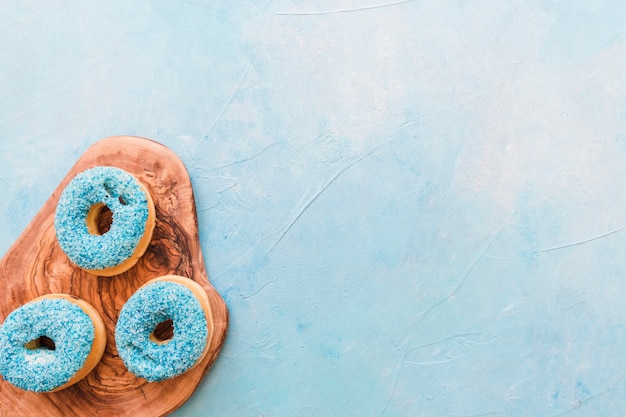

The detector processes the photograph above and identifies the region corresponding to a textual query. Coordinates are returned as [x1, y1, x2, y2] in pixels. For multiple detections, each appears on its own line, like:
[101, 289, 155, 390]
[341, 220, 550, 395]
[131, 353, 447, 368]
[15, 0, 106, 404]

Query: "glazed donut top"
[0, 297, 96, 392]
[115, 279, 209, 382]
[54, 166, 151, 271]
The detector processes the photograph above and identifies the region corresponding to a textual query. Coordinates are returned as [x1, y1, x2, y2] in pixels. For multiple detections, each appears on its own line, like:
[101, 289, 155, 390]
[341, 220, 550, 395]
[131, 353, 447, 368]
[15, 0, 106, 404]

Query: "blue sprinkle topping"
[115, 281, 209, 382]
[0, 298, 95, 392]
[54, 166, 150, 270]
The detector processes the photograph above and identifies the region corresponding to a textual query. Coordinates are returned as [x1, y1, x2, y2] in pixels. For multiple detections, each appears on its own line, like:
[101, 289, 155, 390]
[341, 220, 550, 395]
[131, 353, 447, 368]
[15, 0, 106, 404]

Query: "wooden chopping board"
[0, 136, 228, 416]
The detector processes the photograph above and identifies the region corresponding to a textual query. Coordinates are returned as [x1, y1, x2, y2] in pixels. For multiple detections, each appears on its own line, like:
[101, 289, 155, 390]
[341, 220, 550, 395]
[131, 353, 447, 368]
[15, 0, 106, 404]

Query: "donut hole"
[150, 319, 174, 344]
[24, 335, 56, 351]
[86, 202, 113, 235]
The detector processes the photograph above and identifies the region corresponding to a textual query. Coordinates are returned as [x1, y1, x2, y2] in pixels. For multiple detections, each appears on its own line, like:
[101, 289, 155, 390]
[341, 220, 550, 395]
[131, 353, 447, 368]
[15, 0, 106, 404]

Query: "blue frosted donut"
[115, 276, 212, 382]
[54, 166, 155, 276]
[0, 295, 106, 392]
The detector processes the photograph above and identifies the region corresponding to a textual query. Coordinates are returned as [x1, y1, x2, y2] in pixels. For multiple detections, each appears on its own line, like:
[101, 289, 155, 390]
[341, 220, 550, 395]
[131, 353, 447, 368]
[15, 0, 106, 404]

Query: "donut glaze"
[54, 166, 155, 276]
[115, 276, 213, 382]
[0, 295, 106, 392]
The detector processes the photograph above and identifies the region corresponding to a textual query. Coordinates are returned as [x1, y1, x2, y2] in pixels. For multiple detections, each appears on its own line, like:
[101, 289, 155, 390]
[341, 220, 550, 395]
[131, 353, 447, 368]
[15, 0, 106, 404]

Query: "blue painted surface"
[2, 1, 626, 415]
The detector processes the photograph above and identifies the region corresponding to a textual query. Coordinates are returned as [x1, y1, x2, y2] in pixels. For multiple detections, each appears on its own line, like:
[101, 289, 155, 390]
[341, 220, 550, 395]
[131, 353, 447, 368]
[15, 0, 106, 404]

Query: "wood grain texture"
[0, 136, 228, 417]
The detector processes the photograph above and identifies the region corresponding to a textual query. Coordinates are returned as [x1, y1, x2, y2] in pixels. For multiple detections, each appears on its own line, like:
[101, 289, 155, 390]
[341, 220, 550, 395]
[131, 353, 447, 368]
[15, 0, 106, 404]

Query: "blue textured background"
[2, 1, 626, 416]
